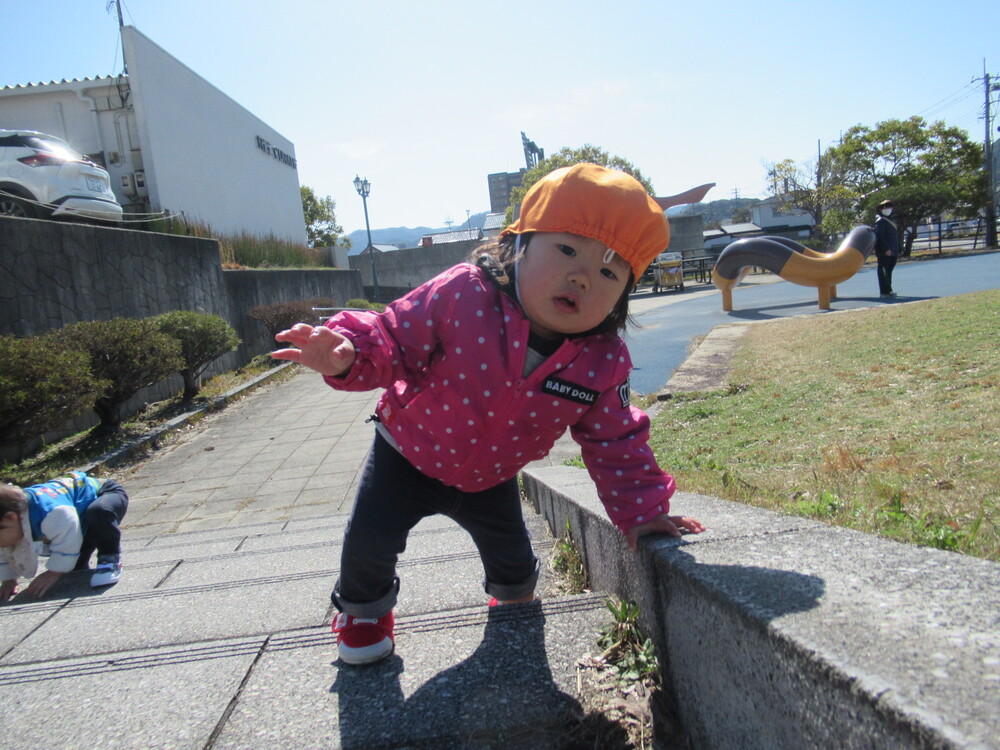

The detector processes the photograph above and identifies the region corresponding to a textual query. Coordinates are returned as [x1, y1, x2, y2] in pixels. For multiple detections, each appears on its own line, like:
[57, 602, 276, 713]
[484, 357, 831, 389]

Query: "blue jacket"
[25, 471, 103, 539]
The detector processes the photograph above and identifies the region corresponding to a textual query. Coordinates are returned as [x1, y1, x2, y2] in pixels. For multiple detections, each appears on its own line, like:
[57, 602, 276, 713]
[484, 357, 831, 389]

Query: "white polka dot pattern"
[321, 263, 676, 533]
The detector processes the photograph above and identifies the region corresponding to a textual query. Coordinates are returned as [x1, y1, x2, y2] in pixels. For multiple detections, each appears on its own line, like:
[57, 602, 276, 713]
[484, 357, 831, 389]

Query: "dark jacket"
[874, 215, 901, 257]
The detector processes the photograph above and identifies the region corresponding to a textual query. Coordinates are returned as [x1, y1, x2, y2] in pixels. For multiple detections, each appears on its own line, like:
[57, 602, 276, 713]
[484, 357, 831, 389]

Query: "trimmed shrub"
[344, 298, 386, 313]
[50, 318, 183, 433]
[153, 311, 241, 401]
[0, 335, 107, 450]
[248, 297, 338, 338]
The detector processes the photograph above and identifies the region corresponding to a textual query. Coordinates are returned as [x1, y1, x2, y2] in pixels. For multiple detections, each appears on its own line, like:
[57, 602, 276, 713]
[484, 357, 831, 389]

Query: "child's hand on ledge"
[625, 514, 706, 552]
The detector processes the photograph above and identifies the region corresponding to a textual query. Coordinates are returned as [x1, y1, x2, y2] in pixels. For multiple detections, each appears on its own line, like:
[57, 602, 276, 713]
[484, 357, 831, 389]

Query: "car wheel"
[0, 191, 39, 219]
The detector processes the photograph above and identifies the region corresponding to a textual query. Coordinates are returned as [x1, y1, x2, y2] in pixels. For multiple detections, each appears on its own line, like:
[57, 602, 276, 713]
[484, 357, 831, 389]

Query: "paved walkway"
[0, 370, 613, 749]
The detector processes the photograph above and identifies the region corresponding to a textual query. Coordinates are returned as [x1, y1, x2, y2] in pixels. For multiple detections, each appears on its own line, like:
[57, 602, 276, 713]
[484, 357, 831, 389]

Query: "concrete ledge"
[522, 465, 1000, 749]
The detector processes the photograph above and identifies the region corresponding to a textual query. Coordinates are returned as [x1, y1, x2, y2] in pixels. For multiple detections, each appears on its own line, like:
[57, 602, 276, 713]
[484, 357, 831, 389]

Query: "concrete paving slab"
[0, 563, 175, 660]
[0, 606, 58, 657]
[126, 521, 285, 550]
[4, 572, 333, 663]
[211, 596, 611, 750]
[283, 501, 355, 520]
[0, 635, 265, 750]
[4, 561, 175, 609]
[157, 542, 340, 590]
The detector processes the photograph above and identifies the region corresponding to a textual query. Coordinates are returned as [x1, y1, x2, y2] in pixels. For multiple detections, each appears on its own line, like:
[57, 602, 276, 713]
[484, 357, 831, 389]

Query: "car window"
[23, 135, 84, 161]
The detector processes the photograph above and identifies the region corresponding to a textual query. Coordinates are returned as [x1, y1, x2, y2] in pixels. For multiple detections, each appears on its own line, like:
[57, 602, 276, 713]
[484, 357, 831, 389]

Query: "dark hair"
[0, 484, 27, 517]
[472, 233, 634, 337]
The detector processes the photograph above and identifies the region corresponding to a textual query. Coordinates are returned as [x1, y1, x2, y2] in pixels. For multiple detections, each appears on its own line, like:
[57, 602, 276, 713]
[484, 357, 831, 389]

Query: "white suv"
[0, 129, 123, 222]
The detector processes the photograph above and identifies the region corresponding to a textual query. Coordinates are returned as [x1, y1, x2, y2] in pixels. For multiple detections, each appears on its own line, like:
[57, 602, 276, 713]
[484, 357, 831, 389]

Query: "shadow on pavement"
[330, 601, 628, 747]
[722, 294, 939, 320]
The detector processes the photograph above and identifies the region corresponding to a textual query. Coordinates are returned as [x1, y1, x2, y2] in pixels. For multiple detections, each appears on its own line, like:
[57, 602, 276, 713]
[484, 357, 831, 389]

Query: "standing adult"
[873, 199, 900, 297]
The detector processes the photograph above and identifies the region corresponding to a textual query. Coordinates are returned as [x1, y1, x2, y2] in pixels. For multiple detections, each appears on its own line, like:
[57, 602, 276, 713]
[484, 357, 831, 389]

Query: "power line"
[916, 81, 979, 120]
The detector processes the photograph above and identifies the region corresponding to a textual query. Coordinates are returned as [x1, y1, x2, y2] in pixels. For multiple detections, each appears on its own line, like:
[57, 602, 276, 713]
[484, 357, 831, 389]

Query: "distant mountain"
[347, 211, 490, 251]
[344, 199, 760, 251]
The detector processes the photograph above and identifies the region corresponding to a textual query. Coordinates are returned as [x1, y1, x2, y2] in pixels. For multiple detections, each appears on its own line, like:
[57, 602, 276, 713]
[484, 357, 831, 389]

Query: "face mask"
[881, 208, 893, 217]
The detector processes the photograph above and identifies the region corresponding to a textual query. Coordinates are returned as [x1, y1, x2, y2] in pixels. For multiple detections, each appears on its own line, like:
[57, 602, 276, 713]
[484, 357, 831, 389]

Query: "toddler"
[1, 471, 128, 601]
[273, 163, 705, 665]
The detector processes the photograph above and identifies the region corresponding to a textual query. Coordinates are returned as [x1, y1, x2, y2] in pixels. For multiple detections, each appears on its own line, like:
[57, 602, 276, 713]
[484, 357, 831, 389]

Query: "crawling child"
[1, 471, 128, 601]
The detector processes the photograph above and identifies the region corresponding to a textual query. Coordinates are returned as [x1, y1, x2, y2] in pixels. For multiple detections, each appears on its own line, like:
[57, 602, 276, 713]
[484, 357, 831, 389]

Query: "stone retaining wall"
[0, 216, 363, 453]
[522, 466, 1000, 749]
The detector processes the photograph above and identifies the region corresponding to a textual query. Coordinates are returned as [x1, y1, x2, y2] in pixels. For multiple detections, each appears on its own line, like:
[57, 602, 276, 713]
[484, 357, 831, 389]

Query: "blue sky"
[2, 0, 996, 235]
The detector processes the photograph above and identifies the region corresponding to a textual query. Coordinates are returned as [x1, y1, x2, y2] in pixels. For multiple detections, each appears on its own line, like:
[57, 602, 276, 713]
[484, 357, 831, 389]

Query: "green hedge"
[49, 318, 183, 433]
[152, 311, 240, 401]
[0, 335, 106, 451]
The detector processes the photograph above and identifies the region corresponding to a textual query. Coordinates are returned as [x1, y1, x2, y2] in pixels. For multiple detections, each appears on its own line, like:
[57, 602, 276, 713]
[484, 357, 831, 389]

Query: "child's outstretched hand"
[624, 513, 706, 552]
[272, 323, 356, 377]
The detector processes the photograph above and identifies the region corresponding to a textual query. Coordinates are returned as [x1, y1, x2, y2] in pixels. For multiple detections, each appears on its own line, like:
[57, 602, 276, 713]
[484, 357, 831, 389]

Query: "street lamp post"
[353, 175, 380, 303]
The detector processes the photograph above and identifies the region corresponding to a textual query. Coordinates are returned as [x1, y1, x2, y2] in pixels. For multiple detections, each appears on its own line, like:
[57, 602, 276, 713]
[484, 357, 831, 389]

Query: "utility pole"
[108, 0, 128, 74]
[815, 139, 823, 230]
[982, 64, 998, 248]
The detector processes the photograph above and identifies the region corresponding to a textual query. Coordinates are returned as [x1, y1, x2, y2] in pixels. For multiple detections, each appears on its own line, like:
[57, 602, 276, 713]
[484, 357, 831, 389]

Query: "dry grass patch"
[650, 289, 999, 561]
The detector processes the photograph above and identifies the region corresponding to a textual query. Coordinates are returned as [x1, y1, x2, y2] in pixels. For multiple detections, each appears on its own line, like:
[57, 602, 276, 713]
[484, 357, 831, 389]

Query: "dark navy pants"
[332, 432, 539, 618]
[877, 253, 897, 294]
[74, 480, 129, 569]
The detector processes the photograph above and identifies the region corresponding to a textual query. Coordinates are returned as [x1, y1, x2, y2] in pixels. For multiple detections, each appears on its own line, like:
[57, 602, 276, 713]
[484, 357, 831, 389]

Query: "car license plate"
[86, 176, 102, 192]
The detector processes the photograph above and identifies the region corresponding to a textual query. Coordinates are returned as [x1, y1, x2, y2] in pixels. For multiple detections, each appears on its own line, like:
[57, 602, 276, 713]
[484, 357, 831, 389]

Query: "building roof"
[421, 228, 483, 244]
[718, 223, 762, 235]
[0, 75, 122, 94]
[348, 243, 399, 257]
[482, 213, 507, 231]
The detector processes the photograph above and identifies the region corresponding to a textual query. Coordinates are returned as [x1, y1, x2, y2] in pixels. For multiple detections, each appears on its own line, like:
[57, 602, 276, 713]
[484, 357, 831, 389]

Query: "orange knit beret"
[501, 163, 670, 280]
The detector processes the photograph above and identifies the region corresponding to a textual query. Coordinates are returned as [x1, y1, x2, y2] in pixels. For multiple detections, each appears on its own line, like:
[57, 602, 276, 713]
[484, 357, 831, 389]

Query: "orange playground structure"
[711, 226, 877, 311]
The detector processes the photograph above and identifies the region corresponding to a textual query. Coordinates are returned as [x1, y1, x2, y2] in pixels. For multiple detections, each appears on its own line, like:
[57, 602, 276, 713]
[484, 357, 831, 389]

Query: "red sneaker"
[332, 611, 395, 665]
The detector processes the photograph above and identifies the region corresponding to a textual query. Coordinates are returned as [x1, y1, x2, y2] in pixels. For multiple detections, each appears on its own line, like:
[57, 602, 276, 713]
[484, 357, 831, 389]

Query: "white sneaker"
[91, 554, 123, 587]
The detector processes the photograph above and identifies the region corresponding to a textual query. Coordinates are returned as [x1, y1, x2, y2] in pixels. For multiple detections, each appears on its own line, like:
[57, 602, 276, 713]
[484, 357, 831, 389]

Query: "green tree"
[504, 145, 655, 224]
[764, 157, 855, 236]
[770, 117, 986, 253]
[301, 185, 349, 249]
[826, 117, 986, 253]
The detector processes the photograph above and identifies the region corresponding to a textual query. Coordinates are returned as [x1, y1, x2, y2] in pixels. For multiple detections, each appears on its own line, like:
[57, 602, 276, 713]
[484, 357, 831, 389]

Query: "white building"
[751, 196, 815, 235]
[0, 26, 306, 244]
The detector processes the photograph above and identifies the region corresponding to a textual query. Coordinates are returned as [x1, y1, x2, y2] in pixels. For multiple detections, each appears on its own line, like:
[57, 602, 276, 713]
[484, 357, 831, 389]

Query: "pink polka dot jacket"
[323, 263, 676, 534]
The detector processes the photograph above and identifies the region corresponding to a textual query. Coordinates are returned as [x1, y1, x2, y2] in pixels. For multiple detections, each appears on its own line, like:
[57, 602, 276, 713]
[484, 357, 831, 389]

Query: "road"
[624, 251, 1000, 395]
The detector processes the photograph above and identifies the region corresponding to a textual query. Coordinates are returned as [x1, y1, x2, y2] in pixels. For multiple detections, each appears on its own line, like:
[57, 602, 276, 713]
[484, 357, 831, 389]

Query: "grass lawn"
[649, 288, 999, 561]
